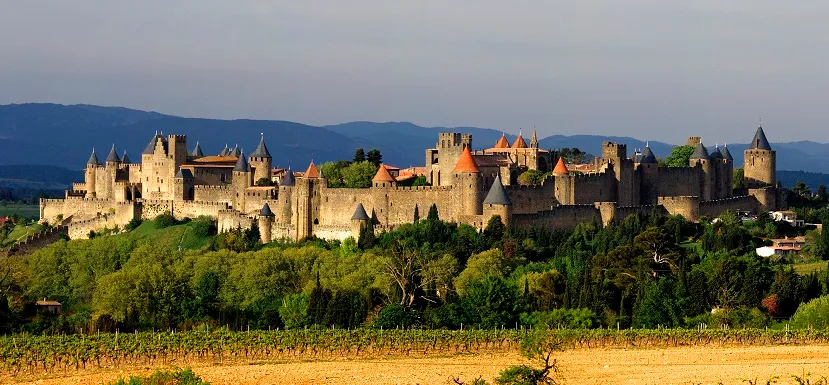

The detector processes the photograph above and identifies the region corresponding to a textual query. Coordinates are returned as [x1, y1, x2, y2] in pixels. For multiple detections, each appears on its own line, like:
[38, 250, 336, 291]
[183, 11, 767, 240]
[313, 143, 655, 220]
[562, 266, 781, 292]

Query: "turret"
[173, 168, 194, 201]
[167, 134, 188, 166]
[512, 131, 528, 148]
[105, 144, 121, 168]
[191, 141, 204, 158]
[483, 175, 512, 227]
[232, 150, 252, 211]
[350, 203, 371, 240]
[689, 142, 713, 201]
[249, 133, 273, 184]
[744, 123, 776, 188]
[85, 148, 101, 198]
[452, 146, 482, 217]
[277, 167, 295, 224]
[635, 144, 659, 205]
[219, 144, 230, 156]
[258, 203, 275, 244]
[372, 164, 397, 188]
[494, 134, 510, 149]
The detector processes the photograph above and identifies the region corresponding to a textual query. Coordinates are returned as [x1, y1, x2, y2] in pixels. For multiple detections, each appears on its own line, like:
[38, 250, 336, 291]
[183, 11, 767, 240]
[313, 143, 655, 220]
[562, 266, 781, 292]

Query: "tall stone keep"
[744, 124, 776, 188]
[249, 134, 272, 184]
[232, 150, 253, 212]
[689, 142, 713, 201]
[84, 148, 101, 198]
[435, 133, 472, 186]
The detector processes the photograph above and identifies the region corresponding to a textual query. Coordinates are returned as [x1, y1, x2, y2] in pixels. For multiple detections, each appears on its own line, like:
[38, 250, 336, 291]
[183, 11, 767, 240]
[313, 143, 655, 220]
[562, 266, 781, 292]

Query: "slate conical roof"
[452, 146, 480, 173]
[721, 144, 734, 161]
[483, 175, 512, 205]
[372, 164, 396, 183]
[259, 203, 274, 217]
[304, 162, 320, 178]
[494, 134, 510, 149]
[351, 203, 370, 220]
[749, 125, 772, 150]
[512, 134, 528, 148]
[191, 142, 204, 157]
[219, 144, 230, 156]
[639, 145, 657, 163]
[709, 146, 723, 159]
[142, 133, 164, 155]
[233, 150, 250, 172]
[251, 134, 271, 158]
[690, 143, 709, 160]
[229, 145, 241, 157]
[106, 145, 121, 163]
[280, 168, 296, 186]
[87, 149, 102, 166]
[175, 169, 193, 179]
[121, 150, 131, 164]
[553, 157, 569, 175]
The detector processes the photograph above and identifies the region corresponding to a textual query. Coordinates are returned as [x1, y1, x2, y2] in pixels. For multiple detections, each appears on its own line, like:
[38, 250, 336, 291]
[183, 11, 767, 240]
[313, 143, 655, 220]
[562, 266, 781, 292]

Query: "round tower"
[277, 168, 295, 224]
[232, 150, 252, 212]
[689, 142, 713, 201]
[84, 148, 101, 198]
[482, 175, 512, 227]
[249, 134, 273, 184]
[258, 203, 275, 243]
[350, 202, 371, 239]
[721, 144, 734, 197]
[452, 145, 482, 217]
[744, 124, 776, 188]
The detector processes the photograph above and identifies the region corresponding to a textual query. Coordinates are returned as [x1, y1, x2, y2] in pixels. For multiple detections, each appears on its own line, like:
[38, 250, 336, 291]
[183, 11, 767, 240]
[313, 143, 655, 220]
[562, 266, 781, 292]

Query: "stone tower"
[720, 144, 735, 197]
[689, 142, 713, 201]
[436, 133, 472, 186]
[602, 142, 635, 206]
[232, 150, 253, 212]
[530, 129, 539, 149]
[258, 203, 275, 244]
[452, 146, 482, 217]
[744, 124, 776, 188]
[634, 145, 659, 205]
[249, 134, 272, 184]
[84, 148, 101, 198]
[277, 168, 295, 225]
[350, 202, 371, 239]
[173, 169, 194, 201]
[483, 174, 512, 227]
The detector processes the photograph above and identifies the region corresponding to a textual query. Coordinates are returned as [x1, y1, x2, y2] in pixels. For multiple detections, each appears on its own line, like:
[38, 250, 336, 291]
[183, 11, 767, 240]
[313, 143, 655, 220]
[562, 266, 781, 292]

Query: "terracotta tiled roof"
[190, 155, 238, 164]
[304, 162, 320, 178]
[512, 135, 528, 148]
[473, 154, 511, 167]
[373, 164, 396, 183]
[452, 146, 480, 173]
[494, 135, 510, 149]
[553, 158, 569, 175]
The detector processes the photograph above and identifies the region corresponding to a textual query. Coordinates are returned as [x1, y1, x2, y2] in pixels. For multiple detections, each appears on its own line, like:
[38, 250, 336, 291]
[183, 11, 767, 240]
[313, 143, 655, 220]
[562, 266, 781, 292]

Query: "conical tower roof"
[106, 145, 120, 163]
[483, 175, 512, 205]
[721, 144, 734, 161]
[710, 145, 723, 159]
[121, 150, 131, 164]
[233, 150, 250, 172]
[553, 157, 569, 175]
[191, 141, 204, 157]
[351, 203, 370, 220]
[372, 164, 396, 183]
[304, 162, 320, 178]
[494, 134, 510, 149]
[251, 134, 271, 158]
[87, 148, 102, 166]
[219, 144, 230, 156]
[259, 203, 274, 217]
[639, 145, 657, 163]
[281, 168, 296, 186]
[748, 124, 772, 150]
[452, 146, 480, 173]
[512, 134, 528, 148]
[229, 145, 241, 158]
[142, 133, 164, 155]
[690, 143, 710, 160]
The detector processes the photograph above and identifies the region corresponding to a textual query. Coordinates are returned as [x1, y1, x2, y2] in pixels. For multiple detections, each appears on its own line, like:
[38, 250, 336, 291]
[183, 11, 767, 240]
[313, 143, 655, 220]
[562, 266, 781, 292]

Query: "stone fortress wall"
[40, 125, 781, 243]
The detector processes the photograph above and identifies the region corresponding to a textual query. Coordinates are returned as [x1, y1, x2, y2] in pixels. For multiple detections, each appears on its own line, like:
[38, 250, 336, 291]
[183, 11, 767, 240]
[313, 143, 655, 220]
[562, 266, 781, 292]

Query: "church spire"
[530, 127, 538, 149]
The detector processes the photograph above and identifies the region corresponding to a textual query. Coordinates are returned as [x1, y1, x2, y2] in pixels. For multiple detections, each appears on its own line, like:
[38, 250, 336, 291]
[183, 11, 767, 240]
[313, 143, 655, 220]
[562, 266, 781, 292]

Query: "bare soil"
[6, 344, 829, 385]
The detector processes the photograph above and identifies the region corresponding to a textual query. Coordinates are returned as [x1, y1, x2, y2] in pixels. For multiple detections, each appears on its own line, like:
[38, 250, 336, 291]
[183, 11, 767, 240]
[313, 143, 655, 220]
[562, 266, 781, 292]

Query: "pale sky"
[1, 1, 827, 144]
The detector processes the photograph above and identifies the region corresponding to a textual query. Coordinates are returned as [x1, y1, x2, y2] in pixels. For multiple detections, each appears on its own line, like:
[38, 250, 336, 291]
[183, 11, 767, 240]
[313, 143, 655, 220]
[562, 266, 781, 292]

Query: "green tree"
[366, 149, 382, 167]
[818, 185, 829, 202]
[427, 203, 439, 221]
[517, 170, 545, 185]
[255, 177, 272, 186]
[793, 181, 811, 199]
[454, 249, 510, 295]
[632, 278, 681, 328]
[411, 175, 430, 186]
[663, 145, 694, 167]
[463, 275, 520, 329]
[342, 161, 376, 188]
[733, 168, 745, 190]
[318, 161, 348, 187]
[353, 148, 366, 163]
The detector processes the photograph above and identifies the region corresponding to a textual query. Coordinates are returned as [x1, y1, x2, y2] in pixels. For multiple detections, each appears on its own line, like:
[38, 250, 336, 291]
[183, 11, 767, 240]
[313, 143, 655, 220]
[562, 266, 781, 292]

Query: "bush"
[374, 304, 420, 329]
[520, 308, 599, 329]
[108, 368, 209, 385]
[155, 212, 179, 229]
[125, 218, 143, 231]
[791, 295, 829, 329]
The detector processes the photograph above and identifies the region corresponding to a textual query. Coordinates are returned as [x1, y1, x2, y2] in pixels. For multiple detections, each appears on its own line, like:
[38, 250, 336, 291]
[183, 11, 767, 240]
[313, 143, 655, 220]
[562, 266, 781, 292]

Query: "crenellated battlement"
[194, 185, 232, 190]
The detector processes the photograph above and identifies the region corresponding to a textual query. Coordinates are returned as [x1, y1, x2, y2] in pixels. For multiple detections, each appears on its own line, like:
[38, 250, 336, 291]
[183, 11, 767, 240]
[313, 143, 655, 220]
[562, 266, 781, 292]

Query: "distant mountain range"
[0, 103, 827, 174]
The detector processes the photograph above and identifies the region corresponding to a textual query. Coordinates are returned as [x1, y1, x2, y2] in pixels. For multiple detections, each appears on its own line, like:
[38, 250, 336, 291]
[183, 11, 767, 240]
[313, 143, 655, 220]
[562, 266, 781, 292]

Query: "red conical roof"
[452, 146, 480, 173]
[512, 135, 528, 148]
[553, 158, 569, 175]
[372, 164, 396, 183]
[304, 162, 320, 178]
[494, 135, 510, 149]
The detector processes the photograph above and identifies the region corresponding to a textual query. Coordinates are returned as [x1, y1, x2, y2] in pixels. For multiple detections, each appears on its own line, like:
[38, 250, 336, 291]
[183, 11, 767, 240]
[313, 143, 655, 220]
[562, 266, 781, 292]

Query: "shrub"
[520, 308, 599, 329]
[155, 212, 179, 229]
[791, 295, 829, 329]
[125, 218, 142, 231]
[108, 368, 209, 385]
[374, 304, 420, 329]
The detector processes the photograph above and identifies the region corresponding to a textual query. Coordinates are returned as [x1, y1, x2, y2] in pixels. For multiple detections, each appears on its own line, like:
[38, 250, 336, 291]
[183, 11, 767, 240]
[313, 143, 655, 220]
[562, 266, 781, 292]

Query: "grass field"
[1, 222, 44, 247]
[8, 345, 829, 385]
[794, 260, 828, 275]
[0, 203, 39, 220]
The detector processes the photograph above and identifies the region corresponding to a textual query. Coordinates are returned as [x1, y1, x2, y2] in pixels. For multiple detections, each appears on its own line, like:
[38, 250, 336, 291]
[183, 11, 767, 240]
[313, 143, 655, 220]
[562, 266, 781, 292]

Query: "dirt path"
[7, 344, 829, 385]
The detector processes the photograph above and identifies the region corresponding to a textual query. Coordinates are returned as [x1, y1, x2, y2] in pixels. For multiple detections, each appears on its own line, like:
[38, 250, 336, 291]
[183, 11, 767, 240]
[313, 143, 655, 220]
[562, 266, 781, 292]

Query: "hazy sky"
[1, 1, 827, 144]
